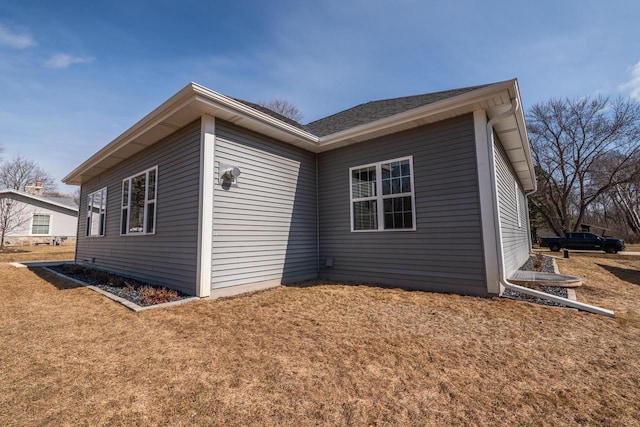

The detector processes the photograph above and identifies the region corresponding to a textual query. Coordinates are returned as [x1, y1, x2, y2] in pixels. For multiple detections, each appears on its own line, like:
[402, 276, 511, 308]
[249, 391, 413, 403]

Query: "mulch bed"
[49, 264, 189, 307]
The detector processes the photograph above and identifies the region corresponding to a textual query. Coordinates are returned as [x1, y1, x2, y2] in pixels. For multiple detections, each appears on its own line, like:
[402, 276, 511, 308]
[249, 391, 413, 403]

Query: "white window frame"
[349, 156, 417, 232]
[120, 166, 157, 236]
[86, 187, 107, 237]
[31, 213, 51, 236]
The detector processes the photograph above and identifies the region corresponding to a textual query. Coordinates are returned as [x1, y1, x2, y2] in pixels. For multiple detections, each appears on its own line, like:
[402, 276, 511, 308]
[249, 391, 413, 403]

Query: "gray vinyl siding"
[75, 120, 201, 295]
[318, 114, 488, 296]
[211, 120, 318, 289]
[494, 136, 531, 277]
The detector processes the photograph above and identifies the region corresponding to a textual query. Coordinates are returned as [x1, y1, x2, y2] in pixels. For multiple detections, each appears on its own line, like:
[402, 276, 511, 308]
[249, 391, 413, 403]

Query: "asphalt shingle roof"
[234, 83, 492, 138]
[305, 83, 491, 137]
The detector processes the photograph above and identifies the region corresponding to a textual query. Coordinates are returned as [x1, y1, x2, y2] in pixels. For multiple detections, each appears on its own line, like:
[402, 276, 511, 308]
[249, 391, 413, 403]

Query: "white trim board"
[196, 114, 215, 297]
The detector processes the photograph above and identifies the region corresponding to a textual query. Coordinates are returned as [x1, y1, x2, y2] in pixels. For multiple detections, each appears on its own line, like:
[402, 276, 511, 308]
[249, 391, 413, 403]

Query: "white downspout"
[486, 100, 614, 317]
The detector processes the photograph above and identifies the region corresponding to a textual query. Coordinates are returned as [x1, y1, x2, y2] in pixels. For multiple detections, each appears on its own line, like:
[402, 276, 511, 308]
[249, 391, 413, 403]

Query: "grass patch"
[0, 245, 74, 263]
[1, 249, 639, 425]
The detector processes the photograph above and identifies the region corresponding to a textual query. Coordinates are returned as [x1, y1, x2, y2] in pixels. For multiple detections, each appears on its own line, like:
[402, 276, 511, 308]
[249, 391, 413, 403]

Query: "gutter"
[486, 100, 614, 317]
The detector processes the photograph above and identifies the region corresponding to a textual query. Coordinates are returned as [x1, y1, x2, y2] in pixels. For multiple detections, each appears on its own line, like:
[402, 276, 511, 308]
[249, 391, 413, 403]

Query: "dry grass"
[0, 245, 75, 263]
[557, 252, 640, 320]
[624, 244, 640, 252]
[1, 248, 639, 426]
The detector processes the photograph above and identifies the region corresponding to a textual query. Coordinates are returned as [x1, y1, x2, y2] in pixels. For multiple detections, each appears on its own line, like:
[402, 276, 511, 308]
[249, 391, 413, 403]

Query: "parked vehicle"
[538, 232, 625, 254]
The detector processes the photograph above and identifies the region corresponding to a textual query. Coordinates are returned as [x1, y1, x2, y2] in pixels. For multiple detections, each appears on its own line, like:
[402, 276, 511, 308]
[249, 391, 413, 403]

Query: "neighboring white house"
[0, 187, 78, 246]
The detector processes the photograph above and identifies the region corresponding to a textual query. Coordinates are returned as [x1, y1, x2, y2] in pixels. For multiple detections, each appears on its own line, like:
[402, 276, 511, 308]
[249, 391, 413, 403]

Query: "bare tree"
[72, 187, 81, 206]
[0, 155, 58, 193]
[258, 99, 303, 122]
[612, 182, 640, 236]
[527, 96, 640, 235]
[0, 196, 29, 251]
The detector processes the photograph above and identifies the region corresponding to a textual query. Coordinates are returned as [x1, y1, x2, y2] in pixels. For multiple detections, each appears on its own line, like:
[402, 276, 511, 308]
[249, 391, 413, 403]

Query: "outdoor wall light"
[222, 166, 241, 180]
[219, 163, 241, 190]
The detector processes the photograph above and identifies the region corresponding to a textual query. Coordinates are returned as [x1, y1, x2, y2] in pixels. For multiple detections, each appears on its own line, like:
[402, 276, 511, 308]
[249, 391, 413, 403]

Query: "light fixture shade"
[224, 166, 241, 179]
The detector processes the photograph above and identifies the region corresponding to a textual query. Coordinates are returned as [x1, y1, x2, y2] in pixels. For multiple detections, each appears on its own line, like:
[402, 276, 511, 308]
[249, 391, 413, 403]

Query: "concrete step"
[509, 270, 582, 288]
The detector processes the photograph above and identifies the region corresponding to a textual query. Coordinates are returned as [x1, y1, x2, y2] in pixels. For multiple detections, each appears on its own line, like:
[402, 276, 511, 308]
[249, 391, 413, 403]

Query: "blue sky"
[1, 0, 639, 193]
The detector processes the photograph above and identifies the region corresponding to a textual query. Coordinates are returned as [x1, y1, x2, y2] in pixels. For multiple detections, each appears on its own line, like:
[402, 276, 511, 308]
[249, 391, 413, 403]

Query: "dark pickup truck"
[539, 232, 626, 254]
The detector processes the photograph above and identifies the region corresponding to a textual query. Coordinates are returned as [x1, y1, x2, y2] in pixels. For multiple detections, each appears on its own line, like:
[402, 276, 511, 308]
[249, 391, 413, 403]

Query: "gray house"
[63, 79, 535, 299]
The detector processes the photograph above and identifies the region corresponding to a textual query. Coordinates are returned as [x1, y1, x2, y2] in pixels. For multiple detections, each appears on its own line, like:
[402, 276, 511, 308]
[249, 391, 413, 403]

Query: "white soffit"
[487, 96, 535, 191]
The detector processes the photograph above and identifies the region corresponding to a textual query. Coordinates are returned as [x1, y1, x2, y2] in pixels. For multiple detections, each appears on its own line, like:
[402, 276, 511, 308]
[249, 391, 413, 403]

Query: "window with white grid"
[349, 156, 416, 232]
[31, 214, 50, 235]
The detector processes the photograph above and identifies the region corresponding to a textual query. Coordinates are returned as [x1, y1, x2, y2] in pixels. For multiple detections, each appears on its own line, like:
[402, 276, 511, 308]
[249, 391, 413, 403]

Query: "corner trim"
[196, 115, 215, 297]
[474, 110, 501, 295]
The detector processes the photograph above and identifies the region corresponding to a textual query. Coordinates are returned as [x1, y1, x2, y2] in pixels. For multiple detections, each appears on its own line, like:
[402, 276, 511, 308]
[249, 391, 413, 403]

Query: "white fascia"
[196, 114, 215, 297]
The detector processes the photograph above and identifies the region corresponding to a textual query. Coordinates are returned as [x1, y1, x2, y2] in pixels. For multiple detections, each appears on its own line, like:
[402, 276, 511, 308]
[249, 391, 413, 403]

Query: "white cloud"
[45, 53, 95, 69]
[620, 60, 640, 99]
[0, 23, 36, 49]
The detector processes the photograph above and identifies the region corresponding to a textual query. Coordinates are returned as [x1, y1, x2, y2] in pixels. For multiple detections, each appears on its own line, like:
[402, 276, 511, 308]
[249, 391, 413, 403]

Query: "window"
[349, 156, 416, 232]
[86, 187, 107, 236]
[121, 166, 157, 235]
[31, 214, 50, 235]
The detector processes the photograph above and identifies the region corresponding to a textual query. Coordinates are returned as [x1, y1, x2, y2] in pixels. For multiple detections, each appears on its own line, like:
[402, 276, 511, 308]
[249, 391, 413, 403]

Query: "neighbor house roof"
[64, 79, 535, 190]
[45, 197, 79, 209]
[0, 189, 79, 212]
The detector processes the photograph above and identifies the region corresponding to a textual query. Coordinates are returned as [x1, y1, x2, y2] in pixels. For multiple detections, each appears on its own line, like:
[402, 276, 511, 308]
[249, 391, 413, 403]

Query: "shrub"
[137, 285, 181, 305]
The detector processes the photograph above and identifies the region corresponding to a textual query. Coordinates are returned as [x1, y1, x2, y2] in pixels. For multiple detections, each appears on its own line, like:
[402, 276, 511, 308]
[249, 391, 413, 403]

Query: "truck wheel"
[550, 243, 561, 252]
[605, 246, 618, 254]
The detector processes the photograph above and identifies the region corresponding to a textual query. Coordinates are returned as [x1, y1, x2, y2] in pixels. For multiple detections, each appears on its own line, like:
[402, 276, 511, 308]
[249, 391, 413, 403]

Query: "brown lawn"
[0, 245, 75, 263]
[1, 247, 639, 426]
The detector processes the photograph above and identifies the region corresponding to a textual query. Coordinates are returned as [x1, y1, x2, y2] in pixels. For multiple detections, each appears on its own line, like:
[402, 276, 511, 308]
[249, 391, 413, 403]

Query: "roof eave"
[485, 80, 536, 191]
[190, 84, 318, 147]
[64, 79, 535, 191]
[63, 83, 318, 186]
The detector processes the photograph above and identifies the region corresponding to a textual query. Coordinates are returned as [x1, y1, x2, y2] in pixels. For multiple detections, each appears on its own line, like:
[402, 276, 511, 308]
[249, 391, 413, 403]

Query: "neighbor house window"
[349, 156, 416, 232]
[31, 214, 50, 235]
[86, 187, 107, 237]
[121, 166, 157, 235]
